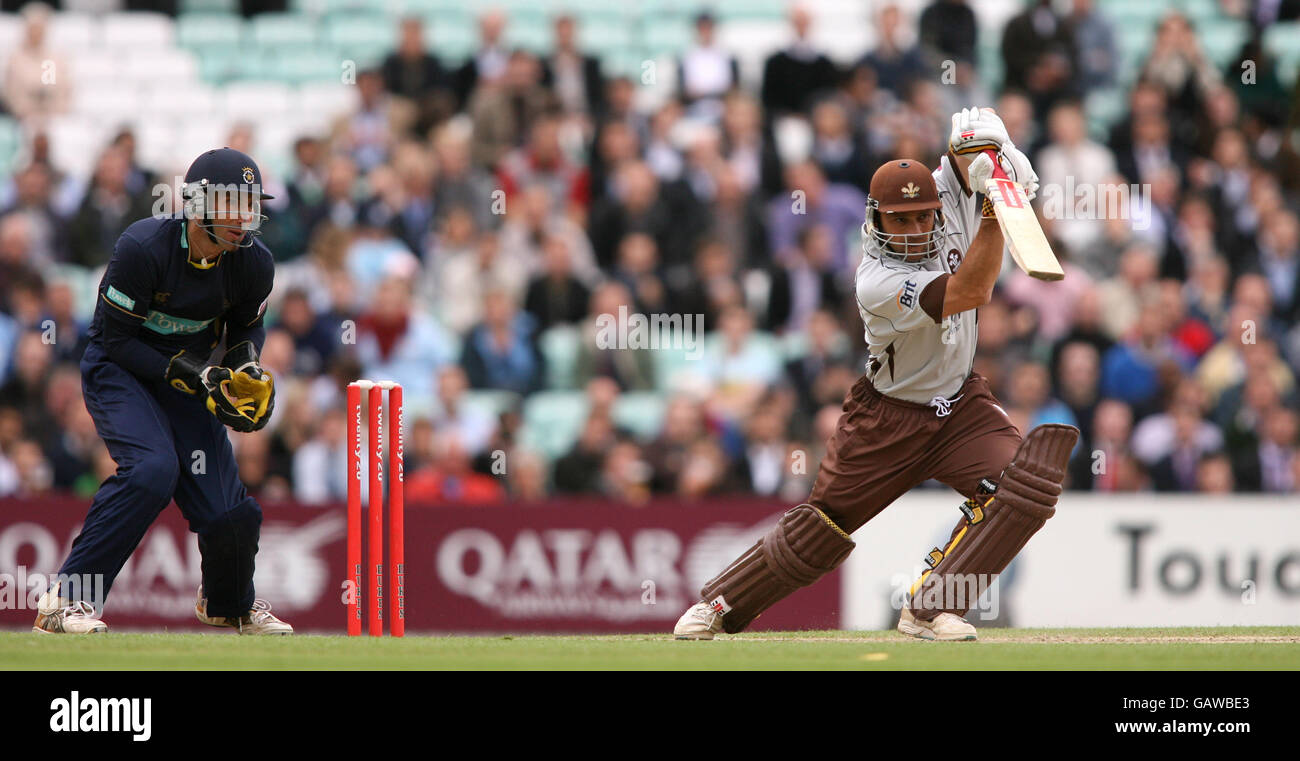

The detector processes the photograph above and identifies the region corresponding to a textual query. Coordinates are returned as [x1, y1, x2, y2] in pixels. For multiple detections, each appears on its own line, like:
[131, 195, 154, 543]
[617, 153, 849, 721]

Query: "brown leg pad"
[700, 504, 855, 633]
[910, 424, 1079, 621]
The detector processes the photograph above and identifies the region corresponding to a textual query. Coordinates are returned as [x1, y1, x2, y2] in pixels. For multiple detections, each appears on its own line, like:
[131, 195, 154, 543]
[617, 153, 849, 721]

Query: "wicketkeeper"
[675, 107, 1079, 641]
[34, 148, 291, 635]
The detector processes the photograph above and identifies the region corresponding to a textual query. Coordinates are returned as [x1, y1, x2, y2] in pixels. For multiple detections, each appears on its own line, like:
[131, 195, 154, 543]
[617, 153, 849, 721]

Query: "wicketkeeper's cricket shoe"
[673, 601, 725, 640]
[32, 591, 108, 634]
[897, 607, 977, 641]
[195, 586, 294, 635]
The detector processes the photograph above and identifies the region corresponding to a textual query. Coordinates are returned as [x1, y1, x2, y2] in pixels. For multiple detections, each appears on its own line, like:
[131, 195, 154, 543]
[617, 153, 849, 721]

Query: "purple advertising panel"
[0, 498, 841, 633]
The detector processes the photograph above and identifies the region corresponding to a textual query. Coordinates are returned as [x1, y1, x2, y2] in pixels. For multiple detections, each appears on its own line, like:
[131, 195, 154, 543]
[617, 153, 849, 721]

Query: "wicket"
[346, 380, 404, 637]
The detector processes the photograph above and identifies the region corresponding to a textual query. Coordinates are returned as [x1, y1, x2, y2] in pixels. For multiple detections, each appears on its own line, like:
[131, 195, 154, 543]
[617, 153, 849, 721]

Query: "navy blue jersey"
[87, 216, 275, 380]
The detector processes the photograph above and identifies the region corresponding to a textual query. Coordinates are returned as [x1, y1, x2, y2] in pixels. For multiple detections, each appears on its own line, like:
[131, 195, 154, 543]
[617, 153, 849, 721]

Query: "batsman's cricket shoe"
[897, 607, 977, 641]
[674, 601, 725, 640]
[195, 586, 294, 635]
[32, 591, 108, 634]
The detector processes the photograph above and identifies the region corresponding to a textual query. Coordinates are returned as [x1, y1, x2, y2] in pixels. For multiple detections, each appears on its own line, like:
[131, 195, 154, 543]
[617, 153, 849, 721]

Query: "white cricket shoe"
[195, 586, 294, 636]
[897, 607, 977, 641]
[674, 601, 725, 640]
[33, 591, 108, 634]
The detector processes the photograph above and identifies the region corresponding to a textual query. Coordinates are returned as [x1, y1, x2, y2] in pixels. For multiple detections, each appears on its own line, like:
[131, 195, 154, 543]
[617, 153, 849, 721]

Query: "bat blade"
[985, 176, 1064, 282]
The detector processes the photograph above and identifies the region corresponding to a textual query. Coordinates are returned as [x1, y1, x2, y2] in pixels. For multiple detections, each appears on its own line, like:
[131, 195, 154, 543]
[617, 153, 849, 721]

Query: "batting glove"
[949, 106, 1010, 155]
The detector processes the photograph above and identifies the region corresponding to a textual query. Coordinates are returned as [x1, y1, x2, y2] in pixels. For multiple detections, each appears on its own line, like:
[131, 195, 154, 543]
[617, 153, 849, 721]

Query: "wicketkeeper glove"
[165, 349, 262, 433]
[219, 340, 275, 431]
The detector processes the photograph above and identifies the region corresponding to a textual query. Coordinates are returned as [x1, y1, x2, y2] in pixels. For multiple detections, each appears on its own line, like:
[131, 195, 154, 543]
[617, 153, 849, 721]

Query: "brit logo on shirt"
[898, 279, 918, 309]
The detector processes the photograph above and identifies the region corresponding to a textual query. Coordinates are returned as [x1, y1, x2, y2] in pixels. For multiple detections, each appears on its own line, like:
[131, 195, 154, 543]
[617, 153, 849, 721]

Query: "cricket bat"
[982, 149, 1063, 281]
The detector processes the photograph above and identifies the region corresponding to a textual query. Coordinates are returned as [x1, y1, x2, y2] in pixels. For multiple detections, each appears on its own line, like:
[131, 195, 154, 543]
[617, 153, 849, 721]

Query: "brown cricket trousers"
[809, 370, 1022, 546]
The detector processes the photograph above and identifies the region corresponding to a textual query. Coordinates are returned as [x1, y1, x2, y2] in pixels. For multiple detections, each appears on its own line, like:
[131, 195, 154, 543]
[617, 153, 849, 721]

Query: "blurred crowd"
[2, 0, 1300, 503]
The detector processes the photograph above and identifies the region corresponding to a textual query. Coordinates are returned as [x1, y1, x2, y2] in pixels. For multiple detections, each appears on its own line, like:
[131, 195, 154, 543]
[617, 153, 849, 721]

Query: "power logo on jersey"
[143, 310, 216, 335]
[897, 279, 918, 310]
[105, 286, 135, 311]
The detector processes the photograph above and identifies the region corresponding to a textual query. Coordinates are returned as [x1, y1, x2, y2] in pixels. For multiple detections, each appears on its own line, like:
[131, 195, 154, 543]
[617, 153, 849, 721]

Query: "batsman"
[675, 107, 1079, 641]
[34, 148, 291, 635]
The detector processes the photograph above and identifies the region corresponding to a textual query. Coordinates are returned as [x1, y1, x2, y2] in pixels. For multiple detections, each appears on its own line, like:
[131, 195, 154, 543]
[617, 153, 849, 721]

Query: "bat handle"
[982, 149, 1010, 181]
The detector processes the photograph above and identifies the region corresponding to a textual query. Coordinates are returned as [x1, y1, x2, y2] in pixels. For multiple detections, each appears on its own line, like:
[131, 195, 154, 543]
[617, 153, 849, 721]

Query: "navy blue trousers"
[60, 342, 261, 617]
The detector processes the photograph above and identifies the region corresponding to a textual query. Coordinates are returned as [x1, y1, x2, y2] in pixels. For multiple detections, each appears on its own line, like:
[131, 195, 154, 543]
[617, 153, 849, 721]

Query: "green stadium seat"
[521, 391, 589, 460]
[324, 12, 397, 52]
[1197, 21, 1249, 68]
[552, 0, 631, 23]
[652, 343, 703, 393]
[177, 13, 243, 51]
[0, 116, 21, 175]
[276, 49, 349, 84]
[1085, 87, 1127, 138]
[601, 49, 649, 80]
[1181, 0, 1221, 22]
[1263, 23, 1300, 59]
[505, 17, 551, 54]
[712, 0, 784, 21]
[426, 14, 476, 60]
[540, 325, 580, 390]
[396, 0, 467, 15]
[642, 19, 692, 57]
[612, 392, 666, 441]
[1107, 2, 1173, 28]
[181, 0, 239, 14]
[201, 47, 280, 84]
[578, 18, 633, 57]
[252, 13, 319, 48]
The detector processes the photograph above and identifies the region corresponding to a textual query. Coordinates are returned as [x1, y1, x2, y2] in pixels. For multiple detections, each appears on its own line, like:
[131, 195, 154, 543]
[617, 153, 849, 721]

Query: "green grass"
[3, 628, 1298, 670]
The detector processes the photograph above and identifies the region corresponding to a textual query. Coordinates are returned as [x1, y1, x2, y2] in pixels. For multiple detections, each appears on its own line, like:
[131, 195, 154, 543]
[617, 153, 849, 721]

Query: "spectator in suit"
[330, 69, 415, 173]
[381, 16, 458, 135]
[918, 0, 978, 65]
[765, 161, 866, 275]
[809, 99, 871, 193]
[467, 50, 555, 170]
[760, 3, 840, 118]
[1001, 0, 1079, 114]
[1138, 13, 1221, 129]
[67, 146, 156, 268]
[457, 9, 510, 104]
[858, 3, 927, 99]
[1233, 406, 1297, 492]
[523, 233, 590, 331]
[1055, 340, 1102, 447]
[541, 14, 605, 118]
[460, 287, 544, 395]
[1254, 209, 1300, 325]
[554, 412, 617, 494]
[0, 162, 68, 267]
[677, 11, 739, 117]
[1063, 0, 1117, 93]
[783, 308, 854, 419]
[1150, 403, 1220, 491]
[1100, 296, 1195, 414]
[574, 281, 655, 391]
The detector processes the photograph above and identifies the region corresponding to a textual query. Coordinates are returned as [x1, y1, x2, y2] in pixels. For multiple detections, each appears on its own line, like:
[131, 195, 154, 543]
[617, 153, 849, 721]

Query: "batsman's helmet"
[863, 159, 947, 263]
